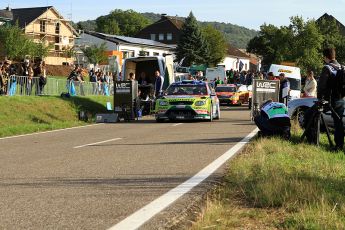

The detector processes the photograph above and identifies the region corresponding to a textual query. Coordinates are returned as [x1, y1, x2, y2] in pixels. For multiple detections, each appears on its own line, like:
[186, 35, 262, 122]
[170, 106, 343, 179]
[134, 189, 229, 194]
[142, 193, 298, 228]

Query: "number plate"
[176, 105, 186, 108]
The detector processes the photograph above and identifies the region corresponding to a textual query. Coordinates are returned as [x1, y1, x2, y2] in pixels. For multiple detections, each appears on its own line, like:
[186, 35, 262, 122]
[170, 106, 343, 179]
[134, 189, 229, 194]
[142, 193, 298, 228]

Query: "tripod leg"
[301, 108, 317, 141]
[321, 113, 334, 148]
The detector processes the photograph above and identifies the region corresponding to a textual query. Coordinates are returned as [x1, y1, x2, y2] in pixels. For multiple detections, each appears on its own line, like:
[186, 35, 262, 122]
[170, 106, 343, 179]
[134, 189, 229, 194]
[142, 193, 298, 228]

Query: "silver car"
[287, 97, 345, 128]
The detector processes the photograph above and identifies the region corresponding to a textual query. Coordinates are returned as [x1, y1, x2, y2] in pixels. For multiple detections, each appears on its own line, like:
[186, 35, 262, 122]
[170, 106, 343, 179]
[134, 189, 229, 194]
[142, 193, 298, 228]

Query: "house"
[1, 6, 78, 65]
[136, 15, 184, 45]
[317, 13, 345, 36]
[219, 45, 251, 72]
[0, 9, 12, 26]
[240, 49, 262, 72]
[75, 31, 175, 67]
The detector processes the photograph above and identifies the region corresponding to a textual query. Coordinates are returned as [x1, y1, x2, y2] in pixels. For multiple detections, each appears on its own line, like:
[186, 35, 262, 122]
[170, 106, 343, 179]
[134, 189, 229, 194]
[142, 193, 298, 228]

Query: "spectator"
[138, 72, 148, 85]
[303, 70, 317, 97]
[278, 73, 290, 104]
[267, 72, 279, 81]
[317, 47, 344, 151]
[35, 61, 47, 95]
[154, 70, 164, 97]
[26, 62, 34, 95]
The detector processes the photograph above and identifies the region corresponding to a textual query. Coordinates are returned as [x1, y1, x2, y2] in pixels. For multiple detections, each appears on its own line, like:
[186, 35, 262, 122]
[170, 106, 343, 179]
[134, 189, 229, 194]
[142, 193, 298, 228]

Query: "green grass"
[0, 96, 113, 137]
[191, 127, 345, 229]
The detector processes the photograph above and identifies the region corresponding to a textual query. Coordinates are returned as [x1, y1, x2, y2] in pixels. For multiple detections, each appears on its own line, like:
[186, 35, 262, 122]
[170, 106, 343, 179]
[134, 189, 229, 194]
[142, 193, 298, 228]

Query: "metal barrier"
[3, 75, 113, 96]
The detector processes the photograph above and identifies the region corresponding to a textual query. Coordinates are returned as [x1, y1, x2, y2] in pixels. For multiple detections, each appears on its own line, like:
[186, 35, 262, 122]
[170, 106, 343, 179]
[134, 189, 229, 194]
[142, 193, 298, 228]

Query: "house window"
[55, 22, 60, 34]
[245, 63, 248, 70]
[153, 52, 159, 56]
[55, 36, 60, 44]
[167, 33, 172, 40]
[40, 20, 46, 32]
[150, 34, 156, 40]
[159, 33, 164, 41]
[123, 50, 135, 59]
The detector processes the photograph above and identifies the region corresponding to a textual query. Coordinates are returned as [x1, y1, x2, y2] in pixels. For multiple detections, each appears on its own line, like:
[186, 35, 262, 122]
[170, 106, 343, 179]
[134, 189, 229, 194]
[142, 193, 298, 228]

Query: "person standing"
[278, 73, 290, 104]
[36, 61, 47, 95]
[303, 70, 317, 97]
[318, 47, 345, 151]
[154, 70, 164, 97]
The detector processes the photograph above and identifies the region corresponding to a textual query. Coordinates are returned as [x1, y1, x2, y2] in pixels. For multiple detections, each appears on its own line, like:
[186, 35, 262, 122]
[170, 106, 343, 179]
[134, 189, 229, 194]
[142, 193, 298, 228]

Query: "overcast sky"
[1, 0, 345, 30]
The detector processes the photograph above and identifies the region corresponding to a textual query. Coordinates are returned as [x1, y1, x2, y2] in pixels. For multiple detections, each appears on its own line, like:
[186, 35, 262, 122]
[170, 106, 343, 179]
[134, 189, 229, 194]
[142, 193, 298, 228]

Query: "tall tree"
[81, 42, 108, 65]
[96, 9, 151, 36]
[202, 25, 227, 67]
[247, 16, 325, 74]
[175, 12, 209, 66]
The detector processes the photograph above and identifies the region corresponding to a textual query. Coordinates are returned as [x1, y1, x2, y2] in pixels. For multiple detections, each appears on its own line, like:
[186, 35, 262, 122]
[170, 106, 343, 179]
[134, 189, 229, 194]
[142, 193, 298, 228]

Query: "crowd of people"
[0, 59, 47, 96]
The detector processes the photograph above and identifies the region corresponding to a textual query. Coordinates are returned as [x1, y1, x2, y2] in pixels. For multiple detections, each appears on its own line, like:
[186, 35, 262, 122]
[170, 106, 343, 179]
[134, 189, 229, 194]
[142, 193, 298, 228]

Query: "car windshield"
[287, 78, 301, 90]
[166, 85, 208, 95]
[216, 86, 236, 92]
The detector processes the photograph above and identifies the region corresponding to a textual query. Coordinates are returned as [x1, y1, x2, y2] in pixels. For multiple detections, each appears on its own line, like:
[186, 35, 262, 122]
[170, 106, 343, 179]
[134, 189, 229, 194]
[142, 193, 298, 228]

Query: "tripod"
[301, 100, 340, 147]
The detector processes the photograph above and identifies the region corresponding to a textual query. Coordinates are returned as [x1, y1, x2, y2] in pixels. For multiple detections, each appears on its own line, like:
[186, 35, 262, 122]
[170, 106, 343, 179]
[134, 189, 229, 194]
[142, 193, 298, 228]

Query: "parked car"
[287, 97, 345, 128]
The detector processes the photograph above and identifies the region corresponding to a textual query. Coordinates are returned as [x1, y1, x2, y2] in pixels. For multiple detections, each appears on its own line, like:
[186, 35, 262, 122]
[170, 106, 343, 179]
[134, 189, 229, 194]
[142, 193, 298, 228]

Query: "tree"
[247, 16, 324, 74]
[96, 9, 151, 36]
[0, 24, 30, 60]
[202, 25, 227, 67]
[81, 42, 108, 65]
[317, 18, 345, 64]
[175, 12, 209, 66]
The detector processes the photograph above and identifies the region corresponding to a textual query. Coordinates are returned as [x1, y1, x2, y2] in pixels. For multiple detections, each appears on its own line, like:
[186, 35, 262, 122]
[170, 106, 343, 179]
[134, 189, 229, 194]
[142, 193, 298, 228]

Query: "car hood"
[162, 95, 207, 100]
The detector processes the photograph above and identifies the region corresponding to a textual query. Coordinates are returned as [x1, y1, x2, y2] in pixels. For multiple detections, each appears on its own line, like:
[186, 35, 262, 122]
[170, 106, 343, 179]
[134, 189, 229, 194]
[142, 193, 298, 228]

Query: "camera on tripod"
[301, 99, 339, 147]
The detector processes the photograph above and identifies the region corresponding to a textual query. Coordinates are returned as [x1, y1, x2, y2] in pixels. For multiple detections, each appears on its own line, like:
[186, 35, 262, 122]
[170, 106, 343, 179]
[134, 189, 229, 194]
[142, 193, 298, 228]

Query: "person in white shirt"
[303, 70, 317, 97]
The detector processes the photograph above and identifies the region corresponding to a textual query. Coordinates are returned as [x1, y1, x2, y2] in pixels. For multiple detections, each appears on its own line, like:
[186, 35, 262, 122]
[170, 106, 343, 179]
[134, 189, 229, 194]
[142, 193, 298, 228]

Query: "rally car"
[228, 85, 251, 106]
[215, 84, 237, 104]
[155, 80, 220, 122]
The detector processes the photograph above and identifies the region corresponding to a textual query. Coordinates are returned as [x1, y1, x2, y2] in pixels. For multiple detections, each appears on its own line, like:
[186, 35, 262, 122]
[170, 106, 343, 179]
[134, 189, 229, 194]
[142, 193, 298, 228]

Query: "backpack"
[326, 64, 345, 98]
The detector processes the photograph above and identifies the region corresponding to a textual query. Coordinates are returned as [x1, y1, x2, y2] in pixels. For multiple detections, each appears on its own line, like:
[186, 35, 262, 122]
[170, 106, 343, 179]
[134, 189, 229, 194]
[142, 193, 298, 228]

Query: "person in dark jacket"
[154, 70, 164, 97]
[317, 47, 345, 151]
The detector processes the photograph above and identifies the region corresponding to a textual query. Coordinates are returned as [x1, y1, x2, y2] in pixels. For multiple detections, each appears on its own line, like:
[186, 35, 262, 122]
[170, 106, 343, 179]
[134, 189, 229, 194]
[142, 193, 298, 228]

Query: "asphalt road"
[0, 106, 256, 230]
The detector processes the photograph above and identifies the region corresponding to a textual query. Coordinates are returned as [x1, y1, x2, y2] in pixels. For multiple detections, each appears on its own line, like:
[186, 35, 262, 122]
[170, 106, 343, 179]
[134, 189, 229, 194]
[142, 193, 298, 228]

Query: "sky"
[1, 0, 345, 30]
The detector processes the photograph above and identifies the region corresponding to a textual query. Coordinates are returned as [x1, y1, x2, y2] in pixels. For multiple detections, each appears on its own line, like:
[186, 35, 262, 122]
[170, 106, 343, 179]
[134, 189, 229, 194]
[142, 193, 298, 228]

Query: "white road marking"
[0, 124, 103, 141]
[73, 138, 122, 149]
[108, 128, 259, 230]
[172, 123, 183, 127]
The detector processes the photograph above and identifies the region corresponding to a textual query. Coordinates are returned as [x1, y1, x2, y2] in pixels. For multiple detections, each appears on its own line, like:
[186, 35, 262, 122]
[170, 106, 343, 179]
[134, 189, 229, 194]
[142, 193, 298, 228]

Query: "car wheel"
[295, 107, 308, 128]
[156, 118, 164, 123]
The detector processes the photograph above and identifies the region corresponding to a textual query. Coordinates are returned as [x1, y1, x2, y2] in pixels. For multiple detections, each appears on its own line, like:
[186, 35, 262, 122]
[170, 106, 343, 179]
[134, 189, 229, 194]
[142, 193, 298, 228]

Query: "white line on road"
[0, 124, 103, 141]
[172, 123, 183, 127]
[108, 128, 259, 230]
[73, 138, 122, 149]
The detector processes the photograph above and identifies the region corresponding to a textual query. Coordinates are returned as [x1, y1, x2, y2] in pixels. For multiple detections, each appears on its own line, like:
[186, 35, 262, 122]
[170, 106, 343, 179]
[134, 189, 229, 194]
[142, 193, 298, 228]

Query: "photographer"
[317, 48, 345, 151]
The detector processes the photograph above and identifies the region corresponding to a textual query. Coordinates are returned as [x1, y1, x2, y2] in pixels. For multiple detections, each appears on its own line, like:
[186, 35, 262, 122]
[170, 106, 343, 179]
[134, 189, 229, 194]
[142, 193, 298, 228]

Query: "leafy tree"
[202, 25, 227, 67]
[175, 12, 209, 66]
[96, 9, 151, 36]
[81, 42, 108, 65]
[76, 20, 97, 31]
[247, 17, 324, 74]
[0, 24, 29, 59]
[317, 18, 345, 64]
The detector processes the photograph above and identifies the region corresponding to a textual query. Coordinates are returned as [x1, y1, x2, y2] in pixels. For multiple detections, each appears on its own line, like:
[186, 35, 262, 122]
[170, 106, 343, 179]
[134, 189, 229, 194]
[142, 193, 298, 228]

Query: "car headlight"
[195, 100, 206, 106]
[159, 101, 169, 106]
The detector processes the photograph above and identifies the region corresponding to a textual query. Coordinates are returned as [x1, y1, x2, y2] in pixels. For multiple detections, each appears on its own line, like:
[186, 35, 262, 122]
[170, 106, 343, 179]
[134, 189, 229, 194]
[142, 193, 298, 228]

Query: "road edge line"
[0, 123, 103, 141]
[108, 127, 259, 230]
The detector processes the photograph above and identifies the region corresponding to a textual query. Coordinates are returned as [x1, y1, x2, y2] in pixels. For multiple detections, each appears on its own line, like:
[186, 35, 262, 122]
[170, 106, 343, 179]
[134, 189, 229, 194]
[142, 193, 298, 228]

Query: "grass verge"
[191, 126, 345, 229]
[0, 95, 113, 137]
